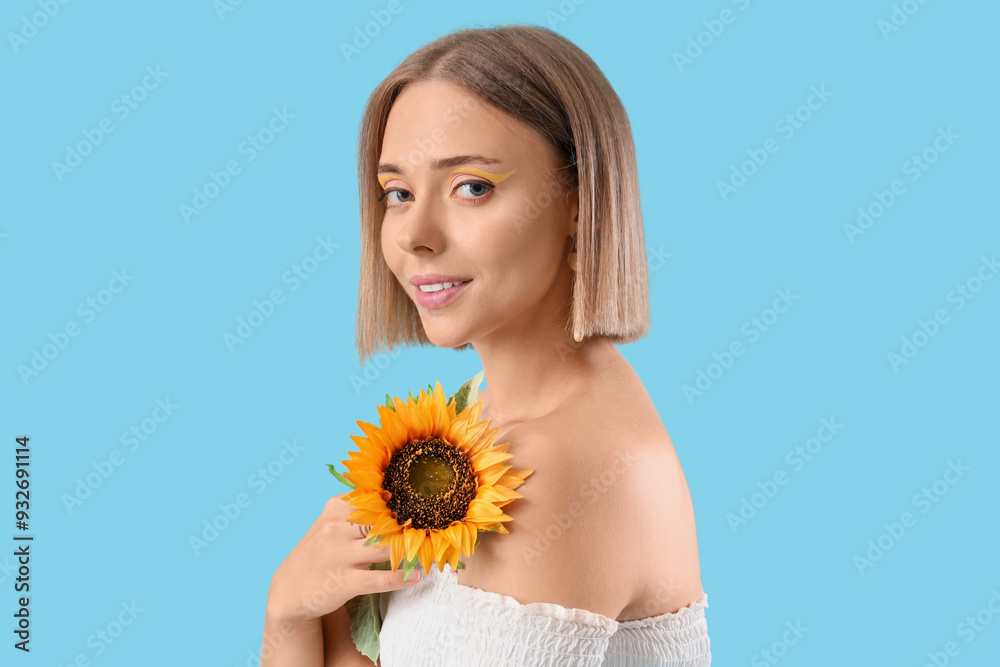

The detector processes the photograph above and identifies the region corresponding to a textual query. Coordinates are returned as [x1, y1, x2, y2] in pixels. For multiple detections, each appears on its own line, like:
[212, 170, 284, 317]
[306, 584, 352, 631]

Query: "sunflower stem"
[327, 464, 357, 490]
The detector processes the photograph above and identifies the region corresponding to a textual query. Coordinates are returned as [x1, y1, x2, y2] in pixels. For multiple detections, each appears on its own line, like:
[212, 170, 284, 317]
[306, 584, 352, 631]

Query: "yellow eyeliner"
[378, 172, 405, 188]
[379, 168, 515, 188]
[447, 167, 516, 183]
[376, 167, 515, 199]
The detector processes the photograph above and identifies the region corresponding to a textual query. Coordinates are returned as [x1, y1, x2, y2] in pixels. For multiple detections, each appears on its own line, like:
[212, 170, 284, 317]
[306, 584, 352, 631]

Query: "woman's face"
[378, 79, 578, 349]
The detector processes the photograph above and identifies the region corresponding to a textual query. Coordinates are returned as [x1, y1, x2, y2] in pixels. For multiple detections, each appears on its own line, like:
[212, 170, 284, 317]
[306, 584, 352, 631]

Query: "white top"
[378, 562, 711, 666]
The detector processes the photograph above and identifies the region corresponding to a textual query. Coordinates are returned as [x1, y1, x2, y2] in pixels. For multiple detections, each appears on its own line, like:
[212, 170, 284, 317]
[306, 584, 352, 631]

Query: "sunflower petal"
[371, 510, 402, 537]
[474, 485, 509, 503]
[392, 396, 409, 424]
[440, 524, 464, 552]
[497, 469, 533, 490]
[429, 390, 449, 434]
[348, 437, 389, 468]
[356, 421, 392, 454]
[466, 498, 503, 519]
[479, 464, 512, 487]
[377, 405, 409, 449]
[403, 527, 425, 561]
[344, 472, 383, 489]
[349, 508, 384, 525]
[471, 449, 514, 471]
[342, 457, 382, 477]
[408, 399, 430, 439]
[467, 512, 513, 526]
[418, 536, 435, 574]
[388, 533, 405, 572]
[431, 531, 450, 563]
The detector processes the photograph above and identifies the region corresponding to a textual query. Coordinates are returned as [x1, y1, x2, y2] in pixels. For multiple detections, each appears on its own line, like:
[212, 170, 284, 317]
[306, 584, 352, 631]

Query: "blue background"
[3, 0, 998, 665]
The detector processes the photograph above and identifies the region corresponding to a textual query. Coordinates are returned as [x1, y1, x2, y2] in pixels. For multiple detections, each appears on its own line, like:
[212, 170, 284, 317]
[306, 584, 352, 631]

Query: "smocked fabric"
[378, 562, 711, 666]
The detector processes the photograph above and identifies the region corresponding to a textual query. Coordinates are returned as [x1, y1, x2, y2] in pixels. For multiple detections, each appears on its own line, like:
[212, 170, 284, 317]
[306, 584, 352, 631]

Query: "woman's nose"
[394, 194, 444, 255]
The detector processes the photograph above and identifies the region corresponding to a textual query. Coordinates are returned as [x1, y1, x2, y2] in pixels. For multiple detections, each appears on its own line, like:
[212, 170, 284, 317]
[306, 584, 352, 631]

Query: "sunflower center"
[409, 454, 455, 496]
[383, 436, 477, 530]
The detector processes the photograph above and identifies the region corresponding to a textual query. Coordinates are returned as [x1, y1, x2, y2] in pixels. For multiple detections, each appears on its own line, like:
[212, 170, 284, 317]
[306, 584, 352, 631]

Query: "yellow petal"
[447, 418, 471, 448]
[408, 400, 429, 439]
[354, 490, 389, 512]
[344, 469, 383, 491]
[471, 449, 514, 471]
[466, 512, 513, 526]
[479, 463, 511, 487]
[431, 531, 450, 563]
[441, 524, 464, 552]
[418, 536, 435, 574]
[348, 438, 389, 468]
[497, 469, 532, 490]
[377, 405, 409, 449]
[372, 510, 402, 537]
[356, 421, 392, 456]
[467, 428, 501, 458]
[345, 446, 383, 470]
[466, 498, 503, 519]
[474, 485, 509, 503]
[403, 527, 425, 561]
[388, 533, 405, 571]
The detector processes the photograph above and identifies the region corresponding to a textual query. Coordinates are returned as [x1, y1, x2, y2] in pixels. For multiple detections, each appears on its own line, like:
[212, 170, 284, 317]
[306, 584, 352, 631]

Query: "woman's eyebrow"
[377, 154, 503, 176]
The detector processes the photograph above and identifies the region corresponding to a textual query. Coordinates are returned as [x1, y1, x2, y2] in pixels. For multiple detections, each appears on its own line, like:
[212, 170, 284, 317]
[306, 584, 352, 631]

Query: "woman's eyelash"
[378, 180, 494, 206]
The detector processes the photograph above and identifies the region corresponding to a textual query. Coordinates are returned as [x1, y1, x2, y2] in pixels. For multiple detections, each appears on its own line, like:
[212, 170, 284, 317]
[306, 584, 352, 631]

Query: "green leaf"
[345, 592, 382, 663]
[327, 464, 357, 490]
[456, 560, 465, 570]
[385, 393, 395, 412]
[401, 554, 419, 582]
[363, 532, 380, 547]
[345, 560, 393, 662]
[408, 389, 417, 401]
[452, 369, 485, 414]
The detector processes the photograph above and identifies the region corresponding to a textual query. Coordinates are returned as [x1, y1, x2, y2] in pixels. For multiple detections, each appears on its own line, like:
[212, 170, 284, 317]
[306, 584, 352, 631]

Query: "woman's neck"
[472, 333, 618, 429]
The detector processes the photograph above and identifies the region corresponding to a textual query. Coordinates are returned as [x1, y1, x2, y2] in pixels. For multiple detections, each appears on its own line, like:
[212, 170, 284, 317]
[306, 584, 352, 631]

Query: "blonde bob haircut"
[355, 24, 649, 364]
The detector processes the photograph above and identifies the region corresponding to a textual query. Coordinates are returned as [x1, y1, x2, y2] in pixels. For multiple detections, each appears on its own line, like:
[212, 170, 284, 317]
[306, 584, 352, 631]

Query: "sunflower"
[340, 381, 532, 576]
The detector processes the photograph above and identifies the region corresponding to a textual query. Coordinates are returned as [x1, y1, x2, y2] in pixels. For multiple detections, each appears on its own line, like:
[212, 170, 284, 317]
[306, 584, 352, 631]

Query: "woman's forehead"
[380, 84, 553, 175]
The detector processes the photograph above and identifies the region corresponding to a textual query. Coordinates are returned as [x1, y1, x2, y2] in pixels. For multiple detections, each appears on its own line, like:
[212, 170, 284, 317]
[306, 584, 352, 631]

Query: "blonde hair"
[355, 24, 649, 364]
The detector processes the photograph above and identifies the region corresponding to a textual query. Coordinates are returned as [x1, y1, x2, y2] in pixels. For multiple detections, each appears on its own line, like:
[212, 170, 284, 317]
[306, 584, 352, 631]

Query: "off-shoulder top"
[377, 562, 711, 666]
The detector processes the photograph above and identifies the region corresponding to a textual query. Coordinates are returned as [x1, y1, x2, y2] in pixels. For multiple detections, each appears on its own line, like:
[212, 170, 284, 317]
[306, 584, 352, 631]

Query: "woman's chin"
[421, 326, 470, 350]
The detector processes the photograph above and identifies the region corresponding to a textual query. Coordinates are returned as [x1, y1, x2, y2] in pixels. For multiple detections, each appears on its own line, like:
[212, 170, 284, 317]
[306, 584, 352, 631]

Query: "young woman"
[262, 24, 710, 666]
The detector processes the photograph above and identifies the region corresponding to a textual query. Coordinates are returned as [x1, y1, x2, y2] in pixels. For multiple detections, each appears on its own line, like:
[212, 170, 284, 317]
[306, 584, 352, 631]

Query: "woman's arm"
[321, 605, 380, 667]
[260, 612, 324, 666]
[260, 598, 378, 666]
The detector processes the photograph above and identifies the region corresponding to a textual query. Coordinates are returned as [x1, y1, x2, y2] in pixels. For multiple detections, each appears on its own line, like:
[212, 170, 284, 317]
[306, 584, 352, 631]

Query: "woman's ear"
[565, 189, 579, 238]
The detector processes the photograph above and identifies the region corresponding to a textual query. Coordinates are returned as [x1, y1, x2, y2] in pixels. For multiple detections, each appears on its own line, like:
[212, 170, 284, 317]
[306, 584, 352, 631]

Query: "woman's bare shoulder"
[460, 373, 702, 620]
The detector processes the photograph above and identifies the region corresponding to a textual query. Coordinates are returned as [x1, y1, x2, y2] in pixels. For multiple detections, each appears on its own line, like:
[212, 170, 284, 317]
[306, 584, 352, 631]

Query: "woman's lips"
[414, 279, 471, 309]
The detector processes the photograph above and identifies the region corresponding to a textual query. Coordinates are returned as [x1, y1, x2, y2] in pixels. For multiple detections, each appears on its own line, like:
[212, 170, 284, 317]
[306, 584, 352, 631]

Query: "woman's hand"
[265, 492, 422, 626]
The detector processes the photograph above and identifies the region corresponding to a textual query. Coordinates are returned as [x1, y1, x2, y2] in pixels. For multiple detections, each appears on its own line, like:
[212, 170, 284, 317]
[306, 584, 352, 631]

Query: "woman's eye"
[380, 188, 413, 206]
[455, 181, 493, 199]
[379, 180, 494, 208]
